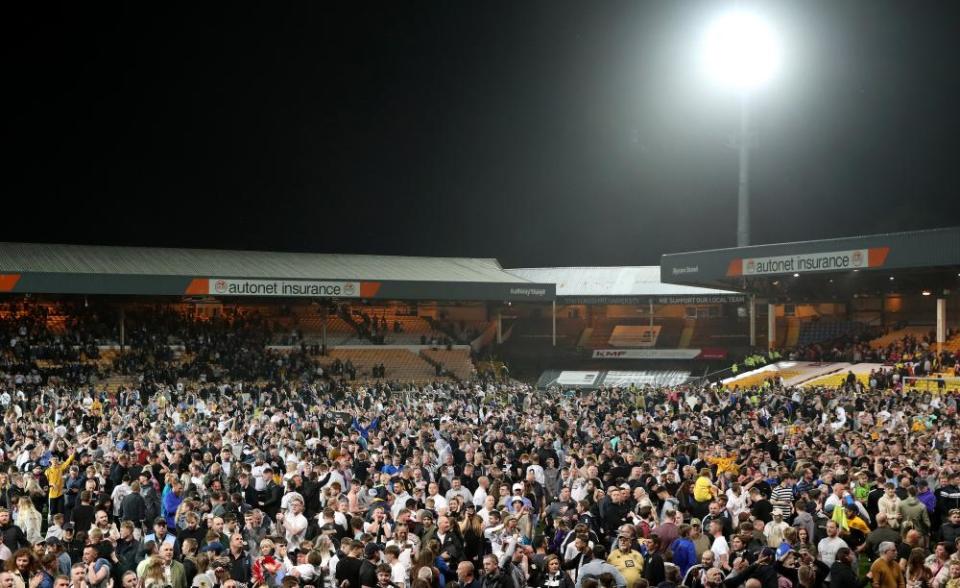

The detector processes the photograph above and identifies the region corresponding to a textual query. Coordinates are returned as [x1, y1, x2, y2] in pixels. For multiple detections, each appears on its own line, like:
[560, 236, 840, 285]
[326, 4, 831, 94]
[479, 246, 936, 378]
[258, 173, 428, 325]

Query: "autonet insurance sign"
[199, 278, 366, 297]
[727, 248, 889, 277]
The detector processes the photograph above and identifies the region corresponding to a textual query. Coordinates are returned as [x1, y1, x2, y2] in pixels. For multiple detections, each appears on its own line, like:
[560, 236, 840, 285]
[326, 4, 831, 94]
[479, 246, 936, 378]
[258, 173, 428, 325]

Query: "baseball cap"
[619, 483, 631, 490]
[63, 523, 75, 531]
[154, 517, 167, 526]
[513, 483, 524, 492]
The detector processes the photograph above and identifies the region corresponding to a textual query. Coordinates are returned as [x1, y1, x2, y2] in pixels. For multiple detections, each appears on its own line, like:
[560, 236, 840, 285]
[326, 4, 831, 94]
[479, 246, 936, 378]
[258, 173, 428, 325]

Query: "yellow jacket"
[45, 452, 76, 499]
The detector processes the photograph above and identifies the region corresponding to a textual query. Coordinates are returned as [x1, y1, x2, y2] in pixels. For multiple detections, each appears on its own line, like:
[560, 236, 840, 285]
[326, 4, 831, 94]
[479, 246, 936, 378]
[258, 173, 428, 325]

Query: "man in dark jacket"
[358, 544, 381, 588]
[942, 510, 960, 548]
[937, 474, 960, 528]
[0, 508, 28, 551]
[828, 547, 868, 588]
[120, 481, 146, 528]
[481, 553, 516, 588]
[437, 515, 465, 566]
[258, 468, 283, 520]
[138, 473, 161, 528]
[336, 540, 365, 588]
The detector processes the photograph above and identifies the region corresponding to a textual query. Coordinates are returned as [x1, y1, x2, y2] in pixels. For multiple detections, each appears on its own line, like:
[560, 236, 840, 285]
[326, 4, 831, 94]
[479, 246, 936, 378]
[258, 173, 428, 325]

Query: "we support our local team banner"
[185, 278, 380, 298]
[726, 247, 889, 277]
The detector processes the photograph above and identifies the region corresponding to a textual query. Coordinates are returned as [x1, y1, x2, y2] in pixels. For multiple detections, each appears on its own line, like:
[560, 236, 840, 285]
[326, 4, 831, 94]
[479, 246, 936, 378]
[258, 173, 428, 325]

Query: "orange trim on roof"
[360, 282, 381, 298]
[726, 259, 743, 277]
[184, 278, 209, 295]
[0, 274, 21, 292]
[868, 246, 890, 267]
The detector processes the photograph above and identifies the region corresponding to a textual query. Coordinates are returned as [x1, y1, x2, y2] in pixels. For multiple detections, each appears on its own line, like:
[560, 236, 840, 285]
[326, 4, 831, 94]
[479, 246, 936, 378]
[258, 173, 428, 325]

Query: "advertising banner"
[727, 248, 889, 277]
[204, 278, 363, 297]
[592, 349, 702, 360]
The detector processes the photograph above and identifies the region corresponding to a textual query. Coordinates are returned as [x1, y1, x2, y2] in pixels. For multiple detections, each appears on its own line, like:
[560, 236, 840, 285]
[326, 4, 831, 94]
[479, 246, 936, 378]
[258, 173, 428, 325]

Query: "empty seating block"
[420, 348, 475, 380]
[797, 320, 866, 346]
[320, 348, 441, 382]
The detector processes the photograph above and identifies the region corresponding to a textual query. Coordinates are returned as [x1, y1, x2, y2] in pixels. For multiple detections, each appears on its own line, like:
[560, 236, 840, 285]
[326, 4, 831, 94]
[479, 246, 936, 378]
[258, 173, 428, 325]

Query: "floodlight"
[701, 10, 781, 92]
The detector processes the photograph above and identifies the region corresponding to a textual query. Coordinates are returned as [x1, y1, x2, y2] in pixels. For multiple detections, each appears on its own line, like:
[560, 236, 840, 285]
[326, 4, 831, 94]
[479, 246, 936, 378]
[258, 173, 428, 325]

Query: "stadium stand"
[796, 318, 868, 345]
[868, 324, 932, 349]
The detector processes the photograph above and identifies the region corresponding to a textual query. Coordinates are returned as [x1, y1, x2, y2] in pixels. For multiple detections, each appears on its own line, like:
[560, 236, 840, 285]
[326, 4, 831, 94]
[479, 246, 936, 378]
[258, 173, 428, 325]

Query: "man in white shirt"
[472, 477, 490, 508]
[427, 482, 448, 512]
[251, 455, 268, 492]
[816, 520, 848, 569]
[279, 498, 308, 545]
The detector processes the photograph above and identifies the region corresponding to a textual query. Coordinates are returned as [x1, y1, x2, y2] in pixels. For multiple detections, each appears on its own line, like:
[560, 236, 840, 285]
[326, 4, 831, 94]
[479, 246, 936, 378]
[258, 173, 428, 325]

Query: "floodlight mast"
[701, 9, 780, 247]
[737, 94, 750, 248]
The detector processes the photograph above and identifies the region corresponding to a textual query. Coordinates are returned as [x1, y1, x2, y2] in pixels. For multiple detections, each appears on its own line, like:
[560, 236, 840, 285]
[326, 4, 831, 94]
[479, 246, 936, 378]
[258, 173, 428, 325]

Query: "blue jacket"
[669, 537, 697, 577]
[162, 490, 183, 528]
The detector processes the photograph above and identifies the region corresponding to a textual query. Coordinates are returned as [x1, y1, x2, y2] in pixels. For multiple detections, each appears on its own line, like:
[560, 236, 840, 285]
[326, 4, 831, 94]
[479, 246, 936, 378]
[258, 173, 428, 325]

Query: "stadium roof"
[0, 242, 554, 301]
[506, 266, 743, 304]
[661, 227, 960, 301]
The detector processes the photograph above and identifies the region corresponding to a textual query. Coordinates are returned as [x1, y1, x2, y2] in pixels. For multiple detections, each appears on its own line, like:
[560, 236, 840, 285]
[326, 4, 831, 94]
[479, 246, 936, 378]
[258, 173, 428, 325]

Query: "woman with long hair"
[459, 513, 485, 567]
[312, 536, 337, 588]
[191, 554, 216, 588]
[23, 476, 46, 518]
[906, 547, 932, 588]
[410, 547, 442, 588]
[675, 480, 694, 516]
[140, 556, 168, 588]
[795, 527, 817, 560]
[14, 497, 42, 545]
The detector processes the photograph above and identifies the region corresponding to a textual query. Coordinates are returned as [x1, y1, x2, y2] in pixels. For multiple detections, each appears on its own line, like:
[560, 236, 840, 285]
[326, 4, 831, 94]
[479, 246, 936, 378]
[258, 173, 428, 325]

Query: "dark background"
[5, 2, 959, 268]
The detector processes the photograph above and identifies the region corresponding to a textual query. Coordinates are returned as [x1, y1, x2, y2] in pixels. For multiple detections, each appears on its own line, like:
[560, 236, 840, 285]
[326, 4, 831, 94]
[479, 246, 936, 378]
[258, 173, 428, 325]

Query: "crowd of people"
[786, 329, 958, 378]
[2, 303, 960, 588]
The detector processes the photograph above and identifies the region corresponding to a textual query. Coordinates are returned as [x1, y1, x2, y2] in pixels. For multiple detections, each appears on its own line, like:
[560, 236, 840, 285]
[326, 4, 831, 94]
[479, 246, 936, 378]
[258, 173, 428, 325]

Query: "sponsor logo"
[593, 350, 628, 358]
[851, 250, 864, 267]
[214, 279, 227, 293]
[592, 349, 702, 360]
[671, 266, 700, 275]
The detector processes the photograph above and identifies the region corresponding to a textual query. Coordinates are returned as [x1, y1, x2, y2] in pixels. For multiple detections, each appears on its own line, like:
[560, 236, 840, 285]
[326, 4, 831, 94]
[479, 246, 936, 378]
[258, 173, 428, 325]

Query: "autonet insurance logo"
[509, 287, 547, 297]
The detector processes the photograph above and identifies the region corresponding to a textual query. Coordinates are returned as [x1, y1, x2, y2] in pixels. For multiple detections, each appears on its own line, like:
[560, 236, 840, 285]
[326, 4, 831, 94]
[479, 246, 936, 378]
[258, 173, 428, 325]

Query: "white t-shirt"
[817, 536, 848, 567]
[284, 512, 309, 544]
[711, 535, 729, 560]
[251, 465, 268, 491]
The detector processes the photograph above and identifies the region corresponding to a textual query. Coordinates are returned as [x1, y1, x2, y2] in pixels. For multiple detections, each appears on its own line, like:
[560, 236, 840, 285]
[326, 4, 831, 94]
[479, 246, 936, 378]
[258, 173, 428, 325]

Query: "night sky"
[6, 2, 960, 268]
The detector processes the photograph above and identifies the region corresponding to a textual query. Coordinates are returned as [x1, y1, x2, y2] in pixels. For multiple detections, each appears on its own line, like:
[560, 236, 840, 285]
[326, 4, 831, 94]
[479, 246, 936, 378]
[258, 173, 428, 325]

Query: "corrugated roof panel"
[0, 242, 532, 284]
[505, 266, 739, 296]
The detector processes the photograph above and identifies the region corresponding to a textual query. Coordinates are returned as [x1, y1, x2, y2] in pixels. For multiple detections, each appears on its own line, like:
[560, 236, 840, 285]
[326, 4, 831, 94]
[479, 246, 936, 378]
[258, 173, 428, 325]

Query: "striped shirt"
[771, 484, 795, 516]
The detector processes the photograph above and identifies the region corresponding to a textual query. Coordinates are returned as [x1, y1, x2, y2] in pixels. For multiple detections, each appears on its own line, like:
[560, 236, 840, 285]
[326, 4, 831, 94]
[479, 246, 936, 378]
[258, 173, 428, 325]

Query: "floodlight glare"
[702, 10, 781, 91]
